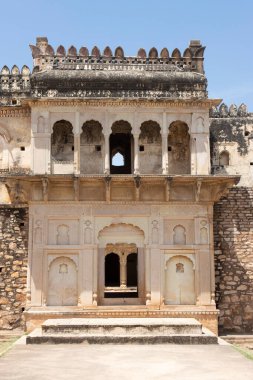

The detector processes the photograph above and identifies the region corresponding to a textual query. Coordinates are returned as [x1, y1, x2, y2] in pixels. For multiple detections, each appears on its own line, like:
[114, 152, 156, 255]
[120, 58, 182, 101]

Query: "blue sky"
[0, 0, 252, 109]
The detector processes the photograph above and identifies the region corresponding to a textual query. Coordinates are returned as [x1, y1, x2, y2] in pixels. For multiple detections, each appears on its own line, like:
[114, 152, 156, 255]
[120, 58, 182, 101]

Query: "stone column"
[74, 134, 80, 174]
[134, 133, 140, 174]
[93, 247, 98, 305]
[145, 248, 151, 304]
[120, 256, 127, 288]
[191, 135, 197, 175]
[162, 112, 168, 174]
[74, 112, 80, 174]
[104, 134, 110, 175]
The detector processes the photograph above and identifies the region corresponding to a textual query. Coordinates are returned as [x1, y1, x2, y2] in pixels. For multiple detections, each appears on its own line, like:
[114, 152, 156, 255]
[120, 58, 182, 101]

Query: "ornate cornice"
[25, 98, 221, 109]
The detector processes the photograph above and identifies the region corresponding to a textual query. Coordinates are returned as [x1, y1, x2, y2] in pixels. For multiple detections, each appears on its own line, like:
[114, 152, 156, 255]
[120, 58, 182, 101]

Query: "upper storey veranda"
[0, 37, 207, 103]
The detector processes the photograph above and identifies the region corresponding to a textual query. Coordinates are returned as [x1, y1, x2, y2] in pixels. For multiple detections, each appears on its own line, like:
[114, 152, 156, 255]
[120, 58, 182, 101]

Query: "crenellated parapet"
[0, 65, 31, 104]
[30, 37, 206, 74]
[210, 103, 249, 118]
[0, 37, 207, 101]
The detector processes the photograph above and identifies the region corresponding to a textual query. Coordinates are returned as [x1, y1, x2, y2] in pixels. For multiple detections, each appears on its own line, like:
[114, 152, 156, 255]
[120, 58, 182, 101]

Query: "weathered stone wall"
[0, 207, 28, 329]
[214, 187, 253, 333]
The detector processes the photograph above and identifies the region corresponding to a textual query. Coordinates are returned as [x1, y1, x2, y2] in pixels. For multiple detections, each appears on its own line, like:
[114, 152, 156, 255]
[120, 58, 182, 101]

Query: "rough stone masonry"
[0, 207, 28, 329]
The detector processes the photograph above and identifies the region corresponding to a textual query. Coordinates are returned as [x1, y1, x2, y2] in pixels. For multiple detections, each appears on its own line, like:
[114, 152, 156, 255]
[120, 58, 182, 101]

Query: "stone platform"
[26, 318, 217, 344]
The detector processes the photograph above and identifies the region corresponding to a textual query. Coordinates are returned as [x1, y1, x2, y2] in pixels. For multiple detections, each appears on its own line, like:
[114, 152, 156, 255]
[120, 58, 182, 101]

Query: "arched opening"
[105, 253, 120, 287]
[164, 256, 195, 305]
[139, 120, 162, 174]
[127, 253, 138, 287]
[168, 121, 190, 174]
[219, 151, 229, 166]
[110, 120, 133, 174]
[80, 120, 104, 174]
[51, 120, 74, 161]
[112, 151, 124, 166]
[47, 256, 78, 306]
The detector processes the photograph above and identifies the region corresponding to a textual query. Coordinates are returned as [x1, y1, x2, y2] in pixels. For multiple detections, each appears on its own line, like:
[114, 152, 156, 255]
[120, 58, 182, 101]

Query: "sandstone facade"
[0, 37, 252, 334]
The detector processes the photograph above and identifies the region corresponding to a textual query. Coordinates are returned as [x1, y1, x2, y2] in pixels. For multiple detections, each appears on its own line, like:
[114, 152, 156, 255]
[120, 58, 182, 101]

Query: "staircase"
[26, 318, 217, 344]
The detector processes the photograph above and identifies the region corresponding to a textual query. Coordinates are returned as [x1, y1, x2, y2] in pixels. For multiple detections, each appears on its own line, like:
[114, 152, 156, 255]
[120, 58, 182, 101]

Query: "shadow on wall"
[214, 187, 253, 333]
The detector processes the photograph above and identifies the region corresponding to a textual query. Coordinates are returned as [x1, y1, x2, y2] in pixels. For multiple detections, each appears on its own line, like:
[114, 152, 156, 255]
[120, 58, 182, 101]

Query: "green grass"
[233, 345, 253, 361]
[0, 336, 20, 357]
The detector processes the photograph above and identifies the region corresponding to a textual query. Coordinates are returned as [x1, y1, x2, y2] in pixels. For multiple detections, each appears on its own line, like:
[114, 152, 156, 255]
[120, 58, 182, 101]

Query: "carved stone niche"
[200, 220, 208, 244]
[57, 224, 70, 245]
[173, 225, 186, 245]
[34, 220, 43, 244]
[151, 220, 159, 244]
[84, 220, 92, 244]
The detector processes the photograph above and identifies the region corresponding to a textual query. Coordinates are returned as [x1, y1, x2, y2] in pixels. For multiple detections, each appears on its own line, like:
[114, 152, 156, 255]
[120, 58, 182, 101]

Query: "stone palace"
[0, 38, 252, 335]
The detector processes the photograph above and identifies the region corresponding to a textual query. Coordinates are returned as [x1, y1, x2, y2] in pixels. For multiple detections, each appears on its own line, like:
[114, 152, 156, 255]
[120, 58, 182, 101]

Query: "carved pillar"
[120, 255, 127, 288]
[74, 134, 80, 174]
[191, 135, 197, 175]
[104, 133, 110, 174]
[74, 112, 80, 174]
[134, 133, 140, 175]
[162, 112, 168, 174]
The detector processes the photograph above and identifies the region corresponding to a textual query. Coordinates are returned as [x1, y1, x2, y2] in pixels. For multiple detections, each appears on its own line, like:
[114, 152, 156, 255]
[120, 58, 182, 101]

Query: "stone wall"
[214, 187, 253, 333]
[0, 207, 28, 329]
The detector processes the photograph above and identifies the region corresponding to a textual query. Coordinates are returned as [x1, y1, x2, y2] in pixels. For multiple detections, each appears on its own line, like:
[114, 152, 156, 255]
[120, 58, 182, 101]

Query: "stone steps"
[26, 318, 218, 345]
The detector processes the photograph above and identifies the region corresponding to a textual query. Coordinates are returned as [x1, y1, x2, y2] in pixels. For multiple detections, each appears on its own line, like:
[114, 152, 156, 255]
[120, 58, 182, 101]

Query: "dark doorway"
[110, 133, 132, 174]
[110, 120, 133, 174]
[105, 253, 120, 287]
[127, 253, 138, 287]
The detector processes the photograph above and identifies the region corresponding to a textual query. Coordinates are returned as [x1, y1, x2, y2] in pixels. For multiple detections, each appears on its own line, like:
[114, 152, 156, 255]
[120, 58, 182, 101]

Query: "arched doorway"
[47, 256, 78, 306]
[164, 256, 195, 305]
[105, 252, 120, 287]
[98, 223, 145, 305]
